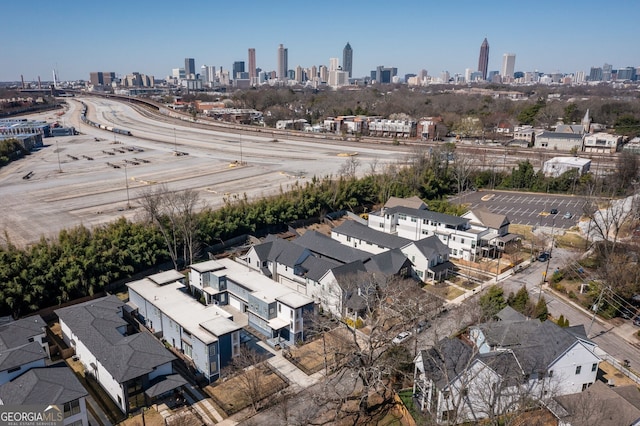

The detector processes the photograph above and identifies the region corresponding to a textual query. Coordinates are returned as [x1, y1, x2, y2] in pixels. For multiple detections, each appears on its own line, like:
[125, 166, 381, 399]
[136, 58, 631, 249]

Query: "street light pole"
[539, 217, 556, 303]
[55, 141, 62, 172]
[124, 163, 131, 209]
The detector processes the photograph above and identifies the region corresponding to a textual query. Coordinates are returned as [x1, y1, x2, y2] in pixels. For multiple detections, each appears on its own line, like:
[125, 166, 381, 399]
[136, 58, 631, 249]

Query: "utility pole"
[124, 163, 131, 209]
[55, 141, 62, 172]
[539, 217, 556, 303]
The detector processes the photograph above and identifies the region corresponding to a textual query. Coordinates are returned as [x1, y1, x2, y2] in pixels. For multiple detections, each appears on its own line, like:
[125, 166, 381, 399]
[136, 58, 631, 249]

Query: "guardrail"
[595, 347, 640, 385]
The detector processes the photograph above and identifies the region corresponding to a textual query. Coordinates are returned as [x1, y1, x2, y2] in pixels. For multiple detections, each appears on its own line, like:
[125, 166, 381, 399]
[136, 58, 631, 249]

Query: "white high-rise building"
[502, 53, 516, 78]
[319, 65, 328, 83]
[329, 57, 340, 72]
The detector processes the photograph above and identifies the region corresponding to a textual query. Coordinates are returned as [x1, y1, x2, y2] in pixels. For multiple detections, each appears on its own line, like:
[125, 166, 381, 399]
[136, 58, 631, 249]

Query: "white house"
[0, 364, 89, 426]
[414, 311, 601, 424]
[0, 315, 49, 385]
[55, 295, 176, 414]
[367, 203, 488, 261]
[127, 270, 241, 383]
[401, 236, 453, 282]
[534, 131, 583, 151]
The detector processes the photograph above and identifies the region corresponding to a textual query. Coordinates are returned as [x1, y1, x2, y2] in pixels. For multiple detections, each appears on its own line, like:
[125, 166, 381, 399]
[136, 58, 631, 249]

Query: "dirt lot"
[204, 363, 288, 415]
[285, 327, 357, 375]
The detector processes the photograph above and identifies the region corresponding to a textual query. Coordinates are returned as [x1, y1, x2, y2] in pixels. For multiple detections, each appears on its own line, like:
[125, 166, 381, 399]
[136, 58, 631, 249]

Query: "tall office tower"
[310, 65, 317, 80]
[295, 65, 304, 83]
[248, 48, 256, 80]
[206, 65, 216, 84]
[277, 44, 288, 81]
[185, 58, 195, 78]
[602, 63, 613, 81]
[233, 61, 245, 79]
[329, 57, 340, 72]
[343, 42, 353, 77]
[478, 38, 489, 80]
[589, 67, 603, 81]
[319, 65, 328, 82]
[501, 53, 516, 78]
[200, 65, 208, 82]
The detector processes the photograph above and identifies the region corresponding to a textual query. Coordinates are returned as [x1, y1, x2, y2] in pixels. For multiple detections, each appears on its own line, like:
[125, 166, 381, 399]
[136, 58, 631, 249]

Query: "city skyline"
[1, 0, 638, 82]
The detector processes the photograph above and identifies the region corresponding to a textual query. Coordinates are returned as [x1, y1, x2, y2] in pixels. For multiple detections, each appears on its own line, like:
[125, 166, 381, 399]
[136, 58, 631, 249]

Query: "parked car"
[550, 208, 558, 214]
[415, 321, 430, 334]
[620, 308, 634, 320]
[633, 317, 640, 327]
[538, 251, 550, 262]
[392, 331, 412, 344]
[563, 212, 572, 219]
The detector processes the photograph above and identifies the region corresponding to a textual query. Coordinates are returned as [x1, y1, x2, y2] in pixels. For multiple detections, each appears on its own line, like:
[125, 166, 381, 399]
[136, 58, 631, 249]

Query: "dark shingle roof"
[55, 295, 175, 384]
[496, 306, 527, 322]
[299, 255, 341, 282]
[0, 316, 46, 352]
[385, 206, 469, 228]
[411, 235, 449, 259]
[0, 341, 47, 373]
[0, 364, 87, 405]
[332, 220, 412, 249]
[365, 248, 412, 276]
[293, 230, 370, 264]
[477, 319, 585, 374]
[418, 338, 474, 390]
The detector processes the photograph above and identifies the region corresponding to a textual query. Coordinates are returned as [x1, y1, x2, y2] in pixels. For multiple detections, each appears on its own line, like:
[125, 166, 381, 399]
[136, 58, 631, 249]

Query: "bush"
[344, 317, 364, 329]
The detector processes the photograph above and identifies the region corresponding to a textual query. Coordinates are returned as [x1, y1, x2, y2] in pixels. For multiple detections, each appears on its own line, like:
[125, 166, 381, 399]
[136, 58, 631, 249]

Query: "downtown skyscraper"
[477, 38, 489, 80]
[502, 53, 516, 78]
[343, 42, 353, 78]
[248, 48, 256, 81]
[277, 44, 288, 81]
[185, 58, 195, 78]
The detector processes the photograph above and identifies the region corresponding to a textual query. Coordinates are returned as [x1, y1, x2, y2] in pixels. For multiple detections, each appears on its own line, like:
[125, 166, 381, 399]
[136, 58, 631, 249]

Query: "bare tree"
[138, 184, 202, 269]
[338, 156, 361, 179]
[223, 346, 270, 413]
[451, 153, 476, 202]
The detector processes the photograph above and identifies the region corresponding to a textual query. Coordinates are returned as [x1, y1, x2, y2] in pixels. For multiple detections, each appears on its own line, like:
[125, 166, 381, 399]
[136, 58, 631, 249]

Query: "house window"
[347, 236, 351, 242]
[422, 229, 428, 235]
[575, 365, 581, 375]
[411, 217, 417, 222]
[278, 303, 281, 313]
[411, 256, 415, 262]
[379, 223, 384, 229]
[7, 366, 21, 374]
[28, 337, 34, 342]
[209, 345, 217, 356]
[461, 238, 465, 245]
[64, 400, 81, 418]
[591, 363, 597, 372]
[399, 213, 407, 220]
[210, 361, 218, 373]
[548, 370, 554, 377]
[582, 383, 591, 391]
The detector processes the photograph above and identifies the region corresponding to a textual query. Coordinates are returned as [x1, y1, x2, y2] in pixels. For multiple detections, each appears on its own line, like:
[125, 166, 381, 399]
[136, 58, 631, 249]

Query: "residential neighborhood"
[1, 193, 638, 425]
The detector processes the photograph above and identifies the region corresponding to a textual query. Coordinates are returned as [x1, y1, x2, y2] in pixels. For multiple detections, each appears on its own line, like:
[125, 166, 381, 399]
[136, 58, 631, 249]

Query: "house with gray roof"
[0, 364, 89, 426]
[331, 220, 412, 255]
[414, 309, 601, 424]
[55, 295, 177, 414]
[401, 236, 454, 282]
[292, 230, 371, 264]
[552, 380, 640, 426]
[0, 315, 49, 385]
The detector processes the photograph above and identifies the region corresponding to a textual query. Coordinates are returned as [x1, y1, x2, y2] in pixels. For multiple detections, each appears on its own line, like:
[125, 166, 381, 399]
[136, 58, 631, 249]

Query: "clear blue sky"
[2, 0, 638, 83]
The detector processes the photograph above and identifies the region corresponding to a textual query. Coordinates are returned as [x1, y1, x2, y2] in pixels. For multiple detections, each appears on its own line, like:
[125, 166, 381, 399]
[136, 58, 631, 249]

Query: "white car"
[392, 331, 412, 344]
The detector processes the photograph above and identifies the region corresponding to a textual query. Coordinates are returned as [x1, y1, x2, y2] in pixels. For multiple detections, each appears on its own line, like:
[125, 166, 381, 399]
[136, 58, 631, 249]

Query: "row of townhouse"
[188, 258, 315, 345]
[322, 116, 417, 138]
[240, 230, 414, 319]
[413, 307, 602, 424]
[0, 315, 89, 425]
[366, 196, 513, 263]
[330, 219, 454, 282]
[127, 269, 242, 383]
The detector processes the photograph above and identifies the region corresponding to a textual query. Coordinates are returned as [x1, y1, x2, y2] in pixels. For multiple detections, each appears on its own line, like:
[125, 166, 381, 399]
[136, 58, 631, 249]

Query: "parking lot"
[453, 190, 589, 229]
